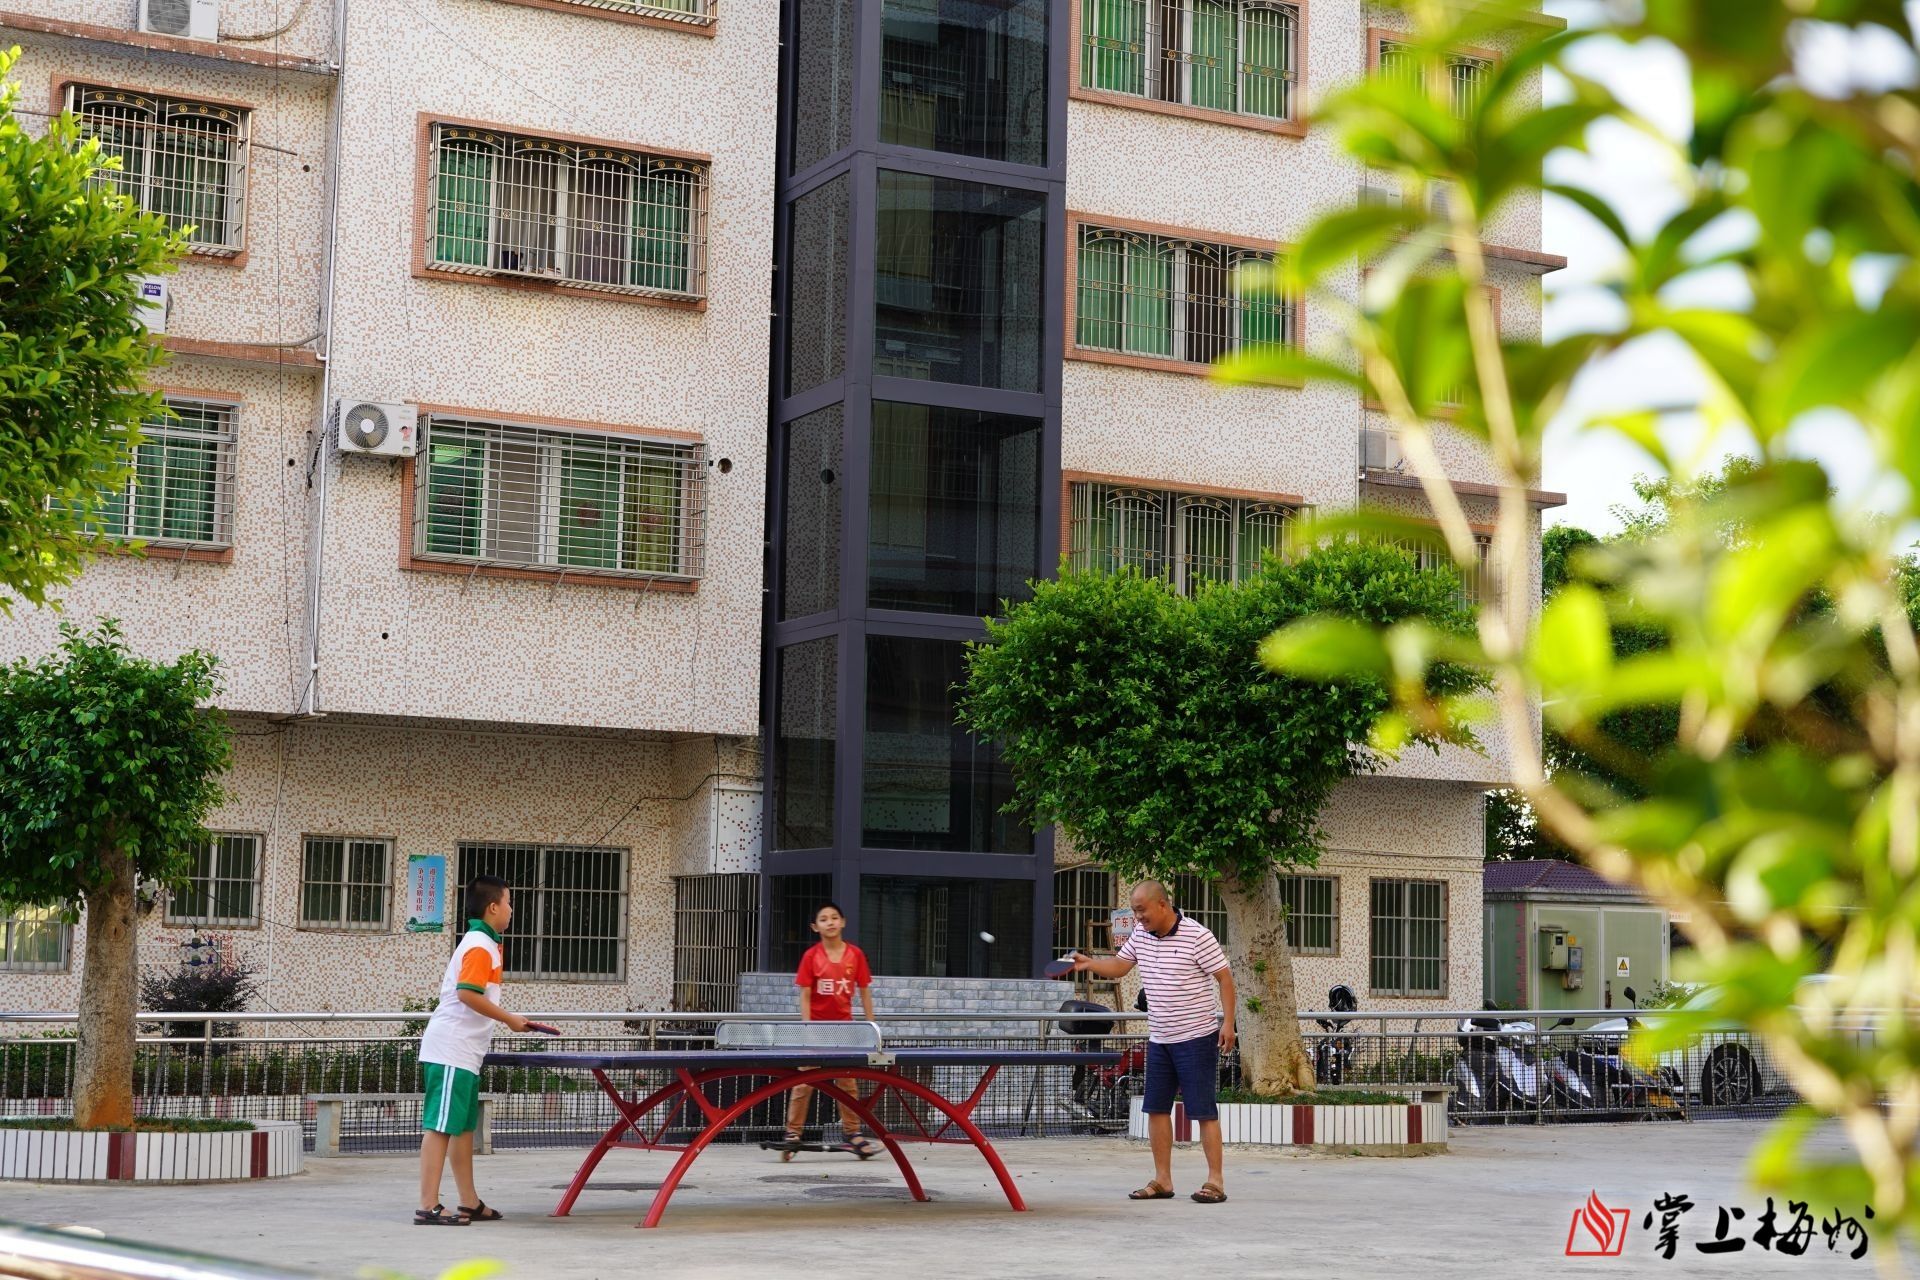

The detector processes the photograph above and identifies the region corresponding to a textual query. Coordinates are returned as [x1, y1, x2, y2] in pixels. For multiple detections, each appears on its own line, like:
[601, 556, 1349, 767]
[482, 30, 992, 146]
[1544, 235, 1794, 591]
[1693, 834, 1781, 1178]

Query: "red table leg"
[636, 1066, 1027, 1228]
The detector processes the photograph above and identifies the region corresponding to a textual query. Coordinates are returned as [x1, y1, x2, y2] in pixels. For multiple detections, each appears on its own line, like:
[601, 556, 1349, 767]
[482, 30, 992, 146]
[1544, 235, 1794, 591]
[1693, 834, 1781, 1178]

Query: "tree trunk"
[1219, 871, 1317, 1096]
[74, 845, 138, 1129]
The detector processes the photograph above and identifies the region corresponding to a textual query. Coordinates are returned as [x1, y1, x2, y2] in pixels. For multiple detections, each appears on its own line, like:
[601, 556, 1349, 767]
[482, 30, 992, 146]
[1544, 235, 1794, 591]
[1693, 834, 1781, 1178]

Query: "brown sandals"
[1129, 1180, 1175, 1200]
[1191, 1182, 1228, 1204]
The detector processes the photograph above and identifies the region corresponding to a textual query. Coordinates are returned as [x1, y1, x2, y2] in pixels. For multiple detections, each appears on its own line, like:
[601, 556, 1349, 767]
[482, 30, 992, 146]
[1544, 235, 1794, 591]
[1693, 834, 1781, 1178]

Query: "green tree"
[1247, 0, 1920, 1256]
[960, 541, 1478, 1093]
[0, 621, 230, 1127]
[0, 45, 184, 610]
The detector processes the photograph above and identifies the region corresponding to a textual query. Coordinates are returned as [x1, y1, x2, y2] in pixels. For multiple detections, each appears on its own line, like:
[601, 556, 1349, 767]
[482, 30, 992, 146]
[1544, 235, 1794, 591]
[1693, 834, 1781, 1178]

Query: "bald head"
[1129, 880, 1176, 934]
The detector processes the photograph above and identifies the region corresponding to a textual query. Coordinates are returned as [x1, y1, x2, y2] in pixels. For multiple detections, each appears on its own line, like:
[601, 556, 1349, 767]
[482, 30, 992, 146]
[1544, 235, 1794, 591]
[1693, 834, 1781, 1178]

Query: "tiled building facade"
[0, 0, 1560, 1018]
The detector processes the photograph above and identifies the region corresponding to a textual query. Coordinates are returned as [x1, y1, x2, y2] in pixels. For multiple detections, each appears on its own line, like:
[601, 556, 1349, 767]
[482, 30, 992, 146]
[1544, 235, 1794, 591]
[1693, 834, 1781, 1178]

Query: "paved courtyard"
[2, 1122, 1899, 1278]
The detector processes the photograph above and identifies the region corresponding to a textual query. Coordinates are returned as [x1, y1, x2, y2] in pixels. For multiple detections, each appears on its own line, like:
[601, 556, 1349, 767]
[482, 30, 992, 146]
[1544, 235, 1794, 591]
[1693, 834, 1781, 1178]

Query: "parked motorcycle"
[1449, 1016, 1562, 1121]
[1551, 1014, 1687, 1120]
[1312, 984, 1359, 1086]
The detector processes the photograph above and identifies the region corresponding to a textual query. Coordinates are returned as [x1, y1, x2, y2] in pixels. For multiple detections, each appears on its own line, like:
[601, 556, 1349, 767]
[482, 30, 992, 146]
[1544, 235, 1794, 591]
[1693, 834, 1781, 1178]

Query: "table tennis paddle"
[524, 1021, 562, 1036]
[1043, 958, 1076, 979]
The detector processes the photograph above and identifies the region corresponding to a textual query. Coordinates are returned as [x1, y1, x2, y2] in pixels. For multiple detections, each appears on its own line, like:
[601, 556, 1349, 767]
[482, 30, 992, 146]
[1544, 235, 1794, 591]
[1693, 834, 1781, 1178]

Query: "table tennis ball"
[979, 931, 995, 943]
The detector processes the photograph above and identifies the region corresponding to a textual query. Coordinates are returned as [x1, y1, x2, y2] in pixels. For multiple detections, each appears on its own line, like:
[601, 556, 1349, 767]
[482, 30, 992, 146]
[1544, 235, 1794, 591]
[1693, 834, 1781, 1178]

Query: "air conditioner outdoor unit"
[135, 277, 169, 333]
[335, 399, 418, 458]
[1360, 429, 1404, 473]
[139, 0, 220, 41]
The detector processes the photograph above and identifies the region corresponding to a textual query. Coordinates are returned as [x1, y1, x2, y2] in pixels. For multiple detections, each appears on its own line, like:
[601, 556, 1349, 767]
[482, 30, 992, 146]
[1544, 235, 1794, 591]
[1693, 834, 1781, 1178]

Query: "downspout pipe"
[297, 0, 350, 717]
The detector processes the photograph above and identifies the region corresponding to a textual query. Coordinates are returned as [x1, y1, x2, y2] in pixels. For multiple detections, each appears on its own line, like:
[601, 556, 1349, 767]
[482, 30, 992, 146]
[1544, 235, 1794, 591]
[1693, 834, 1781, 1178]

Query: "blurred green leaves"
[1252, 0, 1920, 1250]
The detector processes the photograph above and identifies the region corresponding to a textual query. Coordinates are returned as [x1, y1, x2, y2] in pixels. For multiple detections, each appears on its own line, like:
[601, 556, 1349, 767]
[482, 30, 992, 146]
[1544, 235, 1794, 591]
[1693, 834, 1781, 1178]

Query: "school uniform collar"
[468, 918, 502, 942]
[1148, 911, 1184, 939]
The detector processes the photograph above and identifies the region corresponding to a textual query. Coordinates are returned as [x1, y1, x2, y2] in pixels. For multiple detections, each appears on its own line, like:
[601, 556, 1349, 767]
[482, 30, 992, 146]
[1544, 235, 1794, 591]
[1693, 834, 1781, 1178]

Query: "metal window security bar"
[1069, 481, 1292, 593]
[1369, 878, 1445, 997]
[428, 124, 708, 299]
[69, 86, 248, 253]
[547, 0, 717, 23]
[82, 400, 238, 550]
[0, 907, 71, 973]
[1076, 223, 1291, 364]
[166, 834, 262, 928]
[1279, 873, 1336, 955]
[1396, 531, 1494, 605]
[415, 416, 706, 580]
[671, 873, 759, 1012]
[1080, 0, 1299, 121]
[1377, 39, 1489, 120]
[299, 838, 392, 931]
[457, 843, 629, 981]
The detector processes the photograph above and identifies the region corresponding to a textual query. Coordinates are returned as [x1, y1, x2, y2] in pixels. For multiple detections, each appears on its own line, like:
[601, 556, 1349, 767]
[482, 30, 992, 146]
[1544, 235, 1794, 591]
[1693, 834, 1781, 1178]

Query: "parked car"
[1583, 976, 1863, 1106]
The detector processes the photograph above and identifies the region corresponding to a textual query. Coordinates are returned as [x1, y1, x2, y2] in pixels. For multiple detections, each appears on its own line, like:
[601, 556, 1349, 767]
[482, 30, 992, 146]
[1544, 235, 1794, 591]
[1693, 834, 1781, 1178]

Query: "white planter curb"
[1128, 1096, 1446, 1154]
[0, 1120, 303, 1183]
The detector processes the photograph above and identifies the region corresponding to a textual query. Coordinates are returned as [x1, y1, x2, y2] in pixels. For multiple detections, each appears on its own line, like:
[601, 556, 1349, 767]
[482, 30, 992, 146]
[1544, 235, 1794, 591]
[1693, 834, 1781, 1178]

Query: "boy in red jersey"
[783, 901, 876, 1157]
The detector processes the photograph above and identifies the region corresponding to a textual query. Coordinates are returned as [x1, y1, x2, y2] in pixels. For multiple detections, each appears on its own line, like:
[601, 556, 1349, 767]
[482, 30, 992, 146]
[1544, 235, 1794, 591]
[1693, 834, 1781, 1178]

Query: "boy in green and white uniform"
[415, 875, 533, 1226]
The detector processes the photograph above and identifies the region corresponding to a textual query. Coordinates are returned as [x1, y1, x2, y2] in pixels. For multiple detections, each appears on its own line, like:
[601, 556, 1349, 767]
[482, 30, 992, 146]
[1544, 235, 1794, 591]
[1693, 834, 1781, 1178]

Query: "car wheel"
[1703, 1045, 1757, 1106]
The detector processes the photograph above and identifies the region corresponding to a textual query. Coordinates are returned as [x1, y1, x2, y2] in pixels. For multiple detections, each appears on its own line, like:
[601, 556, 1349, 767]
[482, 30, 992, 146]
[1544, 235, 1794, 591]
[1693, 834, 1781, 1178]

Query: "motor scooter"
[1312, 984, 1358, 1086]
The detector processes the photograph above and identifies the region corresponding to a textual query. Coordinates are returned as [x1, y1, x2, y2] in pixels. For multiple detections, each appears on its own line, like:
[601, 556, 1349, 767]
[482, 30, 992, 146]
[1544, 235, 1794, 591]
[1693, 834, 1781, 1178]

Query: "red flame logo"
[1566, 1190, 1629, 1256]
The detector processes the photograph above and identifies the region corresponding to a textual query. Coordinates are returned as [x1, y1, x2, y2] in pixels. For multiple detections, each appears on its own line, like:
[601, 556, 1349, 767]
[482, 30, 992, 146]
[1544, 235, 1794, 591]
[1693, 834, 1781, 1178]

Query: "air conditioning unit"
[139, 0, 220, 40]
[135, 277, 169, 333]
[1360, 428, 1404, 473]
[335, 399, 418, 458]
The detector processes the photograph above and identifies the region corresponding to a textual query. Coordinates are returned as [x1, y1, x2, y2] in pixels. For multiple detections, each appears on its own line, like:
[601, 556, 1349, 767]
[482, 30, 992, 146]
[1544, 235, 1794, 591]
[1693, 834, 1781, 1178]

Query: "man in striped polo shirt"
[1073, 880, 1236, 1204]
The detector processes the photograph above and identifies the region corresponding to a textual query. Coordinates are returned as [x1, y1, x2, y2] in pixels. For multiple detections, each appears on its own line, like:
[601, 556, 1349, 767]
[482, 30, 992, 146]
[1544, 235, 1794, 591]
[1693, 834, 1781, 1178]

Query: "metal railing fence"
[0, 1007, 1857, 1153]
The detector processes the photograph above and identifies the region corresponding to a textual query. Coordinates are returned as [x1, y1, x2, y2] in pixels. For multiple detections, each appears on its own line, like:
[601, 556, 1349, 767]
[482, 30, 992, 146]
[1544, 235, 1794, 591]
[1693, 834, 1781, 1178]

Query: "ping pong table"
[484, 1021, 1120, 1228]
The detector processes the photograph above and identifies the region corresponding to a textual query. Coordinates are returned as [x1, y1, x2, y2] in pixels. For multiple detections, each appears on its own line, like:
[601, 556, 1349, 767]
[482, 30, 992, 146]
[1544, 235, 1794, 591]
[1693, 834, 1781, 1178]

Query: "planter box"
[0, 1121, 303, 1183]
[1128, 1097, 1446, 1155]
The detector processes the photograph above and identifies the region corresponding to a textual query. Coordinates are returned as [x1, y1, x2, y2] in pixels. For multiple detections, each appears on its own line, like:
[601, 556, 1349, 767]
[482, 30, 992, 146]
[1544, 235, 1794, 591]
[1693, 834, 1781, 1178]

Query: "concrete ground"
[2, 1123, 1902, 1279]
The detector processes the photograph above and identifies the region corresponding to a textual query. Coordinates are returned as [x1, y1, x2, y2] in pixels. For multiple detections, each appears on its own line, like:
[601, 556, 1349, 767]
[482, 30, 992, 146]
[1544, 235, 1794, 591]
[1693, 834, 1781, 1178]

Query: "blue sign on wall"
[406, 854, 447, 933]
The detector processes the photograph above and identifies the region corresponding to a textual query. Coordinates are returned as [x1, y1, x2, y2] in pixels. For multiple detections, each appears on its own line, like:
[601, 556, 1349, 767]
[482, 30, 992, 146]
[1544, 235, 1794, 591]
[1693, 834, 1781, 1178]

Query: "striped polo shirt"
[1120, 911, 1230, 1045]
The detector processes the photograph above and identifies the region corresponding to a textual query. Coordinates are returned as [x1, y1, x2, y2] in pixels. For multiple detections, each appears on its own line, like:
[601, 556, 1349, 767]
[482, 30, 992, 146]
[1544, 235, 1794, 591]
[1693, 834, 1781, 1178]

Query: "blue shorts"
[1142, 1031, 1219, 1121]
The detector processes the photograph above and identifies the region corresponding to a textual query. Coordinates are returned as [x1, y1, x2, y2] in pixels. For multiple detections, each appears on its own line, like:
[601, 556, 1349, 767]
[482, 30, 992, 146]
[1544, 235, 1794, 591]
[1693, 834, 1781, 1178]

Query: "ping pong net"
[713, 1020, 886, 1054]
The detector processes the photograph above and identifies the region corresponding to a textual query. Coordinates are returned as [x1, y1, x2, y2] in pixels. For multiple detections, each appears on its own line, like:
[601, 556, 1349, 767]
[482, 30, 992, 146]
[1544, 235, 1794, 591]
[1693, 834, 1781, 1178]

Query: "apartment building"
[0, 0, 1562, 1017]
[0, 0, 772, 1013]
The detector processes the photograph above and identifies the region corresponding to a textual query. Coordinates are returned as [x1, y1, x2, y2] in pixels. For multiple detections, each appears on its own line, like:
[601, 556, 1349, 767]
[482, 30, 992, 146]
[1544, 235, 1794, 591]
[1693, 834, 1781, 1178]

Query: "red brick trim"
[2, 10, 333, 75]
[249, 1130, 269, 1178]
[487, 0, 717, 36]
[106, 1131, 134, 1180]
[1067, 0, 1311, 138]
[1292, 1104, 1313, 1146]
[161, 336, 322, 369]
[1407, 1103, 1423, 1144]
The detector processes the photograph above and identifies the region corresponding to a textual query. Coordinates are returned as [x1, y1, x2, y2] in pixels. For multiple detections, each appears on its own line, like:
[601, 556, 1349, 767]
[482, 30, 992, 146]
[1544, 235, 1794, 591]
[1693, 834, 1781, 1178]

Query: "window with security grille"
[1169, 872, 1228, 943]
[79, 399, 237, 550]
[428, 123, 708, 298]
[299, 837, 392, 931]
[671, 873, 759, 1012]
[1377, 39, 1490, 119]
[1396, 531, 1494, 605]
[0, 906, 71, 973]
[69, 85, 248, 253]
[1081, 0, 1300, 121]
[415, 416, 706, 580]
[1075, 223, 1292, 365]
[1278, 873, 1337, 955]
[166, 834, 261, 928]
[1369, 878, 1446, 996]
[457, 843, 629, 981]
[1069, 481, 1293, 593]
